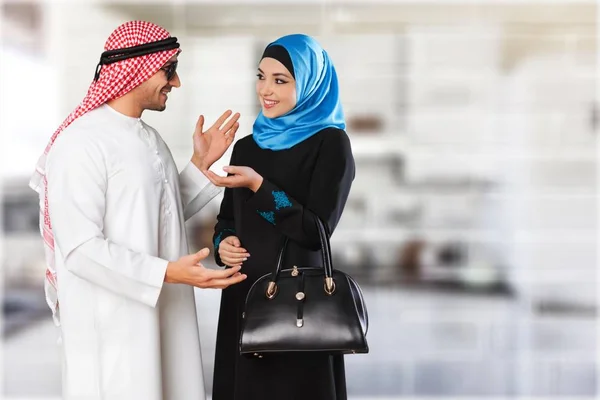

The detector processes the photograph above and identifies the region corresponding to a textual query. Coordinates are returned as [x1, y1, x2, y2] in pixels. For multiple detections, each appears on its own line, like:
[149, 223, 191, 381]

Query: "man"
[29, 21, 246, 399]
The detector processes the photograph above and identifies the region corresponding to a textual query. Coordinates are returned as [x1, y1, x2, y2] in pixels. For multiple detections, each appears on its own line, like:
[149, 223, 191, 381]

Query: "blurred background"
[1, 0, 597, 398]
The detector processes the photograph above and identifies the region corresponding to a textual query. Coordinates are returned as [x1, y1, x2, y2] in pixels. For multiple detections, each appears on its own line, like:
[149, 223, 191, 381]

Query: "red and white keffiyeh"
[29, 21, 180, 326]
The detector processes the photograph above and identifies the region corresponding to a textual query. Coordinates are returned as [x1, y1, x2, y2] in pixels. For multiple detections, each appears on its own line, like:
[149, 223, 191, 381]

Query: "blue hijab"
[252, 34, 345, 151]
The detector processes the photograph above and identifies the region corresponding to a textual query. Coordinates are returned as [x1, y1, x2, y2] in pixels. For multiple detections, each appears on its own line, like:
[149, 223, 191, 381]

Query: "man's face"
[136, 55, 181, 112]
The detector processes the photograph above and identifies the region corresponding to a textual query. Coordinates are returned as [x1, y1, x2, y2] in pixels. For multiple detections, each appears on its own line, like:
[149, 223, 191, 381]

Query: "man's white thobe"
[45, 104, 221, 400]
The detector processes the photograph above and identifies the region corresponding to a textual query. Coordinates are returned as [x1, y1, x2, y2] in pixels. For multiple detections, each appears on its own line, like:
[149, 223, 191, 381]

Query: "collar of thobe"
[100, 103, 144, 130]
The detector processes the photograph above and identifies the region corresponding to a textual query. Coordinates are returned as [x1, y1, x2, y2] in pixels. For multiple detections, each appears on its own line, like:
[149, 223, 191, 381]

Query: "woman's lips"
[263, 99, 279, 109]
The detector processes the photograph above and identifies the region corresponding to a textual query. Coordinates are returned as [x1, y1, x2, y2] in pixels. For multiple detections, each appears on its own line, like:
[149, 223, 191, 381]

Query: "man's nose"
[170, 72, 181, 88]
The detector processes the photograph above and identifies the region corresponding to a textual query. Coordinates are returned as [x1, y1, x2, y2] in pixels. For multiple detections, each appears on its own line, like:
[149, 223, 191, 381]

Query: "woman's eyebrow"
[257, 68, 291, 79]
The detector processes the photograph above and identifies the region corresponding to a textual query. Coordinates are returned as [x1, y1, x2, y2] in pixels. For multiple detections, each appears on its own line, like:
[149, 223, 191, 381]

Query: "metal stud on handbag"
[239, 217, 369, 356]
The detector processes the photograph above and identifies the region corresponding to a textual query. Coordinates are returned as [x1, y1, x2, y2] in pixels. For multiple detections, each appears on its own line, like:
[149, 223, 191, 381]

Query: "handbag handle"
[265, 217, 336, 298]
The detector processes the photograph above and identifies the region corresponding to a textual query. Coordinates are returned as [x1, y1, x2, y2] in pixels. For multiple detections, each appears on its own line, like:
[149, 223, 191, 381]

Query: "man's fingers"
[204, 265, 242, 279]
[220, 113, 240, 133]
[205, 170, 231, 185]
[207, 273, 247, 288]
[203, 170, 219, 184]
[204, 170, 226, 186]
[226, 124, 238, 145]
[204, 170, 240, 188]
[210, 110, 233, 131]
[226, 122, 240, 136]
[194, 115, 204, 136]
[190, 248, 210, 263]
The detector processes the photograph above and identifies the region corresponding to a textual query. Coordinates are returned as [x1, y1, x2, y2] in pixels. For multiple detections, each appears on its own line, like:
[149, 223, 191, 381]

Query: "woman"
[205, 34, 355, 400]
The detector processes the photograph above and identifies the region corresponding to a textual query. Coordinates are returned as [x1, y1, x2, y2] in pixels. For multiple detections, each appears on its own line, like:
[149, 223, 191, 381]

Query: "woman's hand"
[218, 236, 250, 268]
[204, 166, 264, 192]
[191, 110, 240, 171]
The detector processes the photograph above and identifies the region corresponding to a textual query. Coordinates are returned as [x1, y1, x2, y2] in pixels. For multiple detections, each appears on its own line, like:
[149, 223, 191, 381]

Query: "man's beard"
[144, 97, 167, 112]
[149, 104, 166, 112]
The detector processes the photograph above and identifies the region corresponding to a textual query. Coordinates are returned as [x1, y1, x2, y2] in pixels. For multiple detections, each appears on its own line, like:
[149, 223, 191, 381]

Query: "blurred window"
[2, 196, 39, 233]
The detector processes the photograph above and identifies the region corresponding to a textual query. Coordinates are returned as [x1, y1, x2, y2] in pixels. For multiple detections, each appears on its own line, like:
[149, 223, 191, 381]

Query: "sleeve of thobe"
[179, 161, 222, 220]
[46, 135, 168, 308]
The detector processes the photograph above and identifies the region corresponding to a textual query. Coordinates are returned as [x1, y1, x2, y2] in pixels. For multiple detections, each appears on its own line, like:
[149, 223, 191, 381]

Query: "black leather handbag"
[239, 217, 369, 356]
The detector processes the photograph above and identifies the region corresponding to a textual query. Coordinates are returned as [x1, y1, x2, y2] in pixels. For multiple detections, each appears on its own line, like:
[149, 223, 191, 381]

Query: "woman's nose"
[259, 82, 273, 96]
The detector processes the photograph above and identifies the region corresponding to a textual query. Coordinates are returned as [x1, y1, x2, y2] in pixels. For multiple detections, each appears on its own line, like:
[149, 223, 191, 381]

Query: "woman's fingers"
[220, 255, 243, 268]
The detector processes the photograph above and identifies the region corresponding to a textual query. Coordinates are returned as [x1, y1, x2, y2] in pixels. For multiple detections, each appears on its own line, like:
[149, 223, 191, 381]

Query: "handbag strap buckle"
[324, 277, 336, 295]
[266, 281, 278, 299]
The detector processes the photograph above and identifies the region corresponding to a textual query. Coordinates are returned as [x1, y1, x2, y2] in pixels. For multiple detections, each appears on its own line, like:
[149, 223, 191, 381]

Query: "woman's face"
[256, 57, 296, 119]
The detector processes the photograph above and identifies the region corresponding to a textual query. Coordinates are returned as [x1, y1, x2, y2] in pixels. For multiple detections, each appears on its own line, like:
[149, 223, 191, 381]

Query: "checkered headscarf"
[29, 21, 180, 326]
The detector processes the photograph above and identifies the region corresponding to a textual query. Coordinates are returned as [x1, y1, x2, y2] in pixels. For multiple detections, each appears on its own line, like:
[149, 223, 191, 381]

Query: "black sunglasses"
[161, 61, 178, 81]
